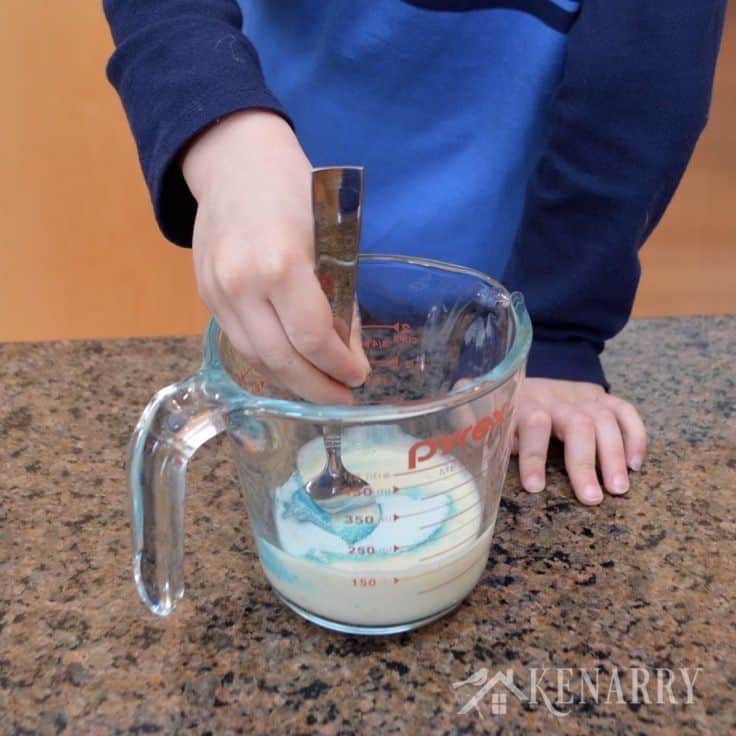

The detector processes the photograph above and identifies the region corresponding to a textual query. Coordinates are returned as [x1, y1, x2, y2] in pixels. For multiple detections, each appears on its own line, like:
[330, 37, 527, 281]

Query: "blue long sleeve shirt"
[103, 0, 725, 387]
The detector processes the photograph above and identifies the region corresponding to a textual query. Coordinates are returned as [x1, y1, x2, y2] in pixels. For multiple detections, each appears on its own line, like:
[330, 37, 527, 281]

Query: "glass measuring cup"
[128, 255, 532, 634]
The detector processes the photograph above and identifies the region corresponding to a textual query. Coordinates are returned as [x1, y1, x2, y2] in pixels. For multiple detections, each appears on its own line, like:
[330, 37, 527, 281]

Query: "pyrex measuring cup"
[128, 255, 531, 634]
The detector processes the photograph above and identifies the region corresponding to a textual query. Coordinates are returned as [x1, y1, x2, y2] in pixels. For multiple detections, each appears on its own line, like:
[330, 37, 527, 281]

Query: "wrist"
[181, 109, 294, 201]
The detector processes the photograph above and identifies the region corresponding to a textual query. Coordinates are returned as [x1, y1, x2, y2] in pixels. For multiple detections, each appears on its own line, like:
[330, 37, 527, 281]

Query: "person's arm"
[504, 0, 727, 388]
[104, 1, 370, 403]
[103, 0, 290, 246]
[504, 0, 726, 505]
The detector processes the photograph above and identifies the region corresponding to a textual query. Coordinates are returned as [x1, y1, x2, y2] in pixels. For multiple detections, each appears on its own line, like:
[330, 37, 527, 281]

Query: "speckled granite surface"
[1, 317, 734, 735]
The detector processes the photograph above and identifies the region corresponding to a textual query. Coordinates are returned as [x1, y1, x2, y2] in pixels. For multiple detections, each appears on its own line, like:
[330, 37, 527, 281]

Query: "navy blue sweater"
[104, 0, 725, 388]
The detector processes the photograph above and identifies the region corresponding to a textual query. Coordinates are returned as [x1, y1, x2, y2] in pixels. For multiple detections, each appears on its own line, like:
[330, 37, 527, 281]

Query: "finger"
[555, 409, 603, 505]
[196, 254, 264, 377]
[606, 396, 647, 471]
[349, 303, 371, 376]
[517, 409, 552, 493]
[593, 408, 629, 495]
[207, 251, 354, 402]
[205, 297, 277, 390]
[448, 378, 477, 431]
[270, 266, 369, 387]
[242, 300, 354, 404]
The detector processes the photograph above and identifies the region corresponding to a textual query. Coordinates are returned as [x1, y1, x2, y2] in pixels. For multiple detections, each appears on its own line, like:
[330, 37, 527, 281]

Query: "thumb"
[349, 303, 371, 378]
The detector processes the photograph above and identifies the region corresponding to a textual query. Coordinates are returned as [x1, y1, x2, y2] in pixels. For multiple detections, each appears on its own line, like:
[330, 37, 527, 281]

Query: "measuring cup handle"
[127, 370, 243, 616]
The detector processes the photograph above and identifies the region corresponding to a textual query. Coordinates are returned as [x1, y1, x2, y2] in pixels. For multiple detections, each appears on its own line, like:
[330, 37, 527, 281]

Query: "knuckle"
[256, 249, 294, 287]
[604, 394, 626, 409]
[524, 409, 551, 431]
[567, 412, 595, 435]
[522, 449, 547, 464]
[571, 460, 597, 475]
[607, 396, 633, 417]
[594, 408, 617, 426]
[583, 383, 606, 401]
[213, 257, 248, 297]
[291, 306, 333, 356]
[610, 395, 639, 419]
[293, 325, 329, 356]
[605, 452, 627, 470]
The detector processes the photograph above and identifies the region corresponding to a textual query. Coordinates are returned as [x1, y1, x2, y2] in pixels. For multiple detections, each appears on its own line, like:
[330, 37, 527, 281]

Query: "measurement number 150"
[352, 577, 376, 588]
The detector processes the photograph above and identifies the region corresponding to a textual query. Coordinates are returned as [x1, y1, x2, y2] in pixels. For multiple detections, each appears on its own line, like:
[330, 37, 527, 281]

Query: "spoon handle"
[312, 167, 364, 345]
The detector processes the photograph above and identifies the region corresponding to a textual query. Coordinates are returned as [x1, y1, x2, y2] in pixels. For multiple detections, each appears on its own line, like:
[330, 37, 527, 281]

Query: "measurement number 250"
[348, 545, 375, 555]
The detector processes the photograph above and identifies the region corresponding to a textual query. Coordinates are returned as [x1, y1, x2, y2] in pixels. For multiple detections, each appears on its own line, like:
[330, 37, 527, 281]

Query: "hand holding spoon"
[303, 167, 380, 539]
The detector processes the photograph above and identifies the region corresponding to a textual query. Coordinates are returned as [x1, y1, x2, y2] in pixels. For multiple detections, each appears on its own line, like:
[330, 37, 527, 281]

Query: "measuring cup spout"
[127, 370, 248, 616]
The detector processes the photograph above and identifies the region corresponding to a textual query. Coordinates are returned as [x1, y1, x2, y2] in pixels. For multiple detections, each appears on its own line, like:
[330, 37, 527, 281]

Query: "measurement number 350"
[345, 514, 375, 525]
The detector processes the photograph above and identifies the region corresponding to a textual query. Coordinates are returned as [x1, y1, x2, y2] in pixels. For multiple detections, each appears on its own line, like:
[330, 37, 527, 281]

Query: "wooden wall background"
[1, 2, 734, 343]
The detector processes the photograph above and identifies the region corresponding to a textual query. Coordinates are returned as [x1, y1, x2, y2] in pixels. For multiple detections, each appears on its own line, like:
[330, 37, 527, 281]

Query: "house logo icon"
[452, 668, 528, 718]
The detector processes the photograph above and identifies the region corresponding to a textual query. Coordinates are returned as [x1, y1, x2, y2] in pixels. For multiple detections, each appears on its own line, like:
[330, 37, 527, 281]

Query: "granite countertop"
[1, 317, 734, 735]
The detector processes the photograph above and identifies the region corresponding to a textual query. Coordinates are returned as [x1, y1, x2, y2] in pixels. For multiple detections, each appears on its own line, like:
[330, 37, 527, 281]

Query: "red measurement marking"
[372, 356, 400, 369]
[318, 272, 334, 298]
[349, 485, 376, 498]
[393, 333, 418, 346]
[363, 322, 401, 332]
[360, 486, 399, 496]
[419, 530, 481, 562]
[362, 322, 413, 333]
[419, 514, 483, 551]
[234, 367, 267, 394]
[235, 367, 254, 383]
[250, 379, 267, 395]
[416, 553, 487, 596]
[412, 463, 464, 489]
[395, 485, 478, 521]
[420, 465, 490, 500]
[362, 337, 392, 350]
[364, 373, 391, 386]
[352, 577, 377, 588]
[394, 458, 455, 477]
[423, 472, 483, 500]
[420, 498, 482, 531]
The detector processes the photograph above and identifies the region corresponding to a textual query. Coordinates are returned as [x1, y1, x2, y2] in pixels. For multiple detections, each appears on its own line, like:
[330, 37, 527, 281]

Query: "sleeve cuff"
[525, 337, 609, 390]
[151, 87, 291, 247]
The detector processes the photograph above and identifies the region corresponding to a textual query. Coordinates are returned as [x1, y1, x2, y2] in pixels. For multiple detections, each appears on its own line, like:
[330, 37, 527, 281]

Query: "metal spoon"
[305, 167, 380, 528]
